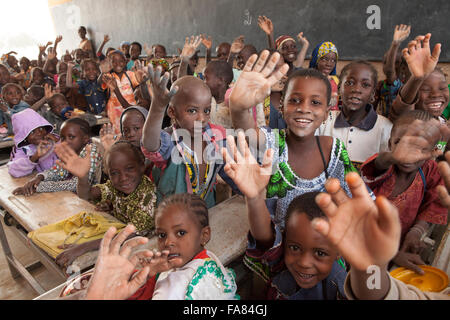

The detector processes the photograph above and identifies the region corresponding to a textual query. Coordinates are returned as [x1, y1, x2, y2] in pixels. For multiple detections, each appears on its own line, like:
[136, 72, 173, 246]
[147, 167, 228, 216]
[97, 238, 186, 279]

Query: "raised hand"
[99, 59, 112, 74]
[222, 131, 274, 199]
[102, 74, 118, 91]
[103, 34, 110, 44]
[229, 50, 289, 111]
[230, 35, 245, 54]
[85, 225, 153, 300]
[297, 32, 309, 47]
[314, 172, 401, 272]
[180, 35, 202, 61]
[200, 34, 212, 50]
[390, 119, 443, 165]
[44, 83, 56, 101]
[402, 33, 441, 79]
[55, 35, 63, 45]
[257, 16, 273, 35]
[31, 139, 54, 162]
[143, 43, 153, 58]
[54, 142, 91, 178]
[100, 123, 120, 152]
[138, 250, 173, 277]
[147, 65, 178, 109]
[393, 24, 411, 44]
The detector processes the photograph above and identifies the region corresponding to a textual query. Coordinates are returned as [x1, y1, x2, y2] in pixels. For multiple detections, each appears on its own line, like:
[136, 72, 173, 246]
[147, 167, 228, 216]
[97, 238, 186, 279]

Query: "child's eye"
[288, 245, 300, 252]
[315, 250, 329, 258]
[289, 98, 300, 104]
[420, 87, 431, 92]
[157, 232, 166, 239]
[187, 109, 197, 114]
[345, 80, 354, 86]
[312, 100, 322, 106]
[362, 82, 372, 88]
[204, 109, 211, 115]
[177, 230, 186, 237]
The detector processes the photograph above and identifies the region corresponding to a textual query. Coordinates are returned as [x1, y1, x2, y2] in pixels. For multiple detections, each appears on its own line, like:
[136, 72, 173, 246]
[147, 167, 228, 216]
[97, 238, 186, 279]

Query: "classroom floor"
[0, 219, 63, 300]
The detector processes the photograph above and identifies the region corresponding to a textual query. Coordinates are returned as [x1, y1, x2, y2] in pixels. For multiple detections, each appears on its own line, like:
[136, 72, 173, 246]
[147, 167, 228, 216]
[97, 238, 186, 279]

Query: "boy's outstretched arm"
[384, 25, 411, 84]
[222, 131, 275, 248]
[142, 66, 178, 152]
[293, 32, 309, 68]
[229, 50, 289, 134]
[314, 173, 402, 300]
[257, 16, 275, 50]
[227, 35, 245, 67]
[201, 34, 212, 64]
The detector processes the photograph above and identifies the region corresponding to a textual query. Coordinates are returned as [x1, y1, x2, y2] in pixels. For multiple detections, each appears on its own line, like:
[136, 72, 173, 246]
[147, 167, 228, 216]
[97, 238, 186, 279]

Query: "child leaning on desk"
[52, 139, 158, 268]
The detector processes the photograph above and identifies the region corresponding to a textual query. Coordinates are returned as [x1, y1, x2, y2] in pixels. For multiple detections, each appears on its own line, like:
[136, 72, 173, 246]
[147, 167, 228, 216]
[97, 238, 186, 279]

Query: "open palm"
[314, 173, 401, 272]
[230, 50, 289, 111]
[54, 142, 91, 178]
[402, 33, 441, 78]
[222, 131, 273, 199]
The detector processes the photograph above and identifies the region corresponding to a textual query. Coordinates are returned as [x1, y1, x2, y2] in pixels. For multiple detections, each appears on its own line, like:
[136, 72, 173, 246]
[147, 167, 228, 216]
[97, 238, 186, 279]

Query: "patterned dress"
[260, 127, 357, 231]
[94, 175, 157, 236]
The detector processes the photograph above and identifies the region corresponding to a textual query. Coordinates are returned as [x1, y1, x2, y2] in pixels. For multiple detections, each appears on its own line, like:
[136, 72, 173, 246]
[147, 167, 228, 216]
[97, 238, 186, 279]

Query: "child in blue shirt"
[66, 59, 106, 115]
[0, 83, 30, 133]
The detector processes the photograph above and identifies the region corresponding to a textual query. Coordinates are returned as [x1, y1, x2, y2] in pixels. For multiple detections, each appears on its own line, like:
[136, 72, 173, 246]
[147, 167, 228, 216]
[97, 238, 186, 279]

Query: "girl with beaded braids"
[52, 139, 158, 269]
[128, 193, 239, 300]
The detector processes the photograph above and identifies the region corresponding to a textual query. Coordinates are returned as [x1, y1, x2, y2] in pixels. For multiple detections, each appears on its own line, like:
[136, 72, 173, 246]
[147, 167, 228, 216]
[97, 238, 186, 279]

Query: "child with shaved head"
[141, 67, 238, 208]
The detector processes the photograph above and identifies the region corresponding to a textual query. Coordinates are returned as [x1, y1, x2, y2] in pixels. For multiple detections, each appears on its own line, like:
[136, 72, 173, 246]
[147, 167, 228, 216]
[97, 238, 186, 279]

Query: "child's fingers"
[315, 192, 338, 218]
[311, 217, 330, 237]
[405, 257, 425, 275]
[374, 196, 401, 241]
[345, 172, 371, 199]
[228, 133, 244, 164]
[237, 131, 252, 163]
[261, 148, 274, 175]
[438, 158, 450, 190]
[437, 185, 450, 209]
[431, 43, 441, 61]
[324, 178, 350, 206]
[168, 85, 178, 98]
[422, 33, 431, 49]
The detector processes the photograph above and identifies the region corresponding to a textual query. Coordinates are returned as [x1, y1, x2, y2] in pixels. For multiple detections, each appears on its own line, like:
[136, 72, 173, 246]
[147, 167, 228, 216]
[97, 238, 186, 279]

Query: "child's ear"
[167, 105, 176, 120]
[200, 226, 211, 247]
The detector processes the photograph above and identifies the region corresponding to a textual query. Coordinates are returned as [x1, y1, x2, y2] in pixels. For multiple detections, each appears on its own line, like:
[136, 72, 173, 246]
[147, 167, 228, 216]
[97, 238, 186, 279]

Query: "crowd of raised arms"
[1, 17, 450, 300]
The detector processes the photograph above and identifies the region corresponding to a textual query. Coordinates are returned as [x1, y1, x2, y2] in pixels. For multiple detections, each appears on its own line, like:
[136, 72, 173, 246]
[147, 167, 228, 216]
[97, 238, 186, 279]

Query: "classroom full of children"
[1, 12, 450, 301]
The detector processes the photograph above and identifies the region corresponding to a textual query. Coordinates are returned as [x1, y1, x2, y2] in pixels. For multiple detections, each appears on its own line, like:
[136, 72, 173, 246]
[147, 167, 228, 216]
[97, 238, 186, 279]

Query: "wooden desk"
[0, 165, 119, 295]
[35, 195, 250, 300]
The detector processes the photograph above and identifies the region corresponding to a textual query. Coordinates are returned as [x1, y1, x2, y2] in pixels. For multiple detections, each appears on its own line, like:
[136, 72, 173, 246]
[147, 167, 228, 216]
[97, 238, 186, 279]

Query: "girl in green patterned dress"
[229, 51, 358, 232]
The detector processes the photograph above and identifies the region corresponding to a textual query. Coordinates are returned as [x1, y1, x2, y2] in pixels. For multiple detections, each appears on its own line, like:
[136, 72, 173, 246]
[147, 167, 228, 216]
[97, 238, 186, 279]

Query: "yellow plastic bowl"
[390, 265, 449, 292]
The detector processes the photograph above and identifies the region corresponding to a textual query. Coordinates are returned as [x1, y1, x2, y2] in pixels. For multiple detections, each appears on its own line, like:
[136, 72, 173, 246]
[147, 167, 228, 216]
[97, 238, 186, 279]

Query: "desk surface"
[0, 165, 115, 232]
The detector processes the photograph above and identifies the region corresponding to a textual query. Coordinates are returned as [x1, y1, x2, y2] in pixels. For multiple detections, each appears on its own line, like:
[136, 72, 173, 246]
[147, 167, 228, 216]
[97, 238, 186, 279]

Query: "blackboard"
[49, 0, 450, 61]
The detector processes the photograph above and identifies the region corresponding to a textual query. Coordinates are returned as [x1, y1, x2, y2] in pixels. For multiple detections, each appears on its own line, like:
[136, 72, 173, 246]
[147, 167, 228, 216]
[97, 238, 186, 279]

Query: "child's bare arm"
[230, 50, 289, 136]
[222, 131, 275, 247]
[97, 35, 110, 57]
[257, 16, 275, 50]
[227, 35, 245, 67]
[66, 62, 78, 89]
[314, 173, 401, 300]
[54, 143, 101, 202]
[43, 47, 57, 76]
[178, 35, 202, 79]
[384, 25, 411, 84]
[201, 34, 212, 64]
[293, 32, 309, 68]
[394, 33, 441, 108]
[142, 66, 178, 152]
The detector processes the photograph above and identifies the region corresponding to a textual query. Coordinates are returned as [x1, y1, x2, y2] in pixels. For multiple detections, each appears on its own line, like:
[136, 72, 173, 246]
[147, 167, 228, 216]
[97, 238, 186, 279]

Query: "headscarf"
[275, 35, 296, 51]
[150, 58, 170, 73]
[309, 41, 339, 75]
